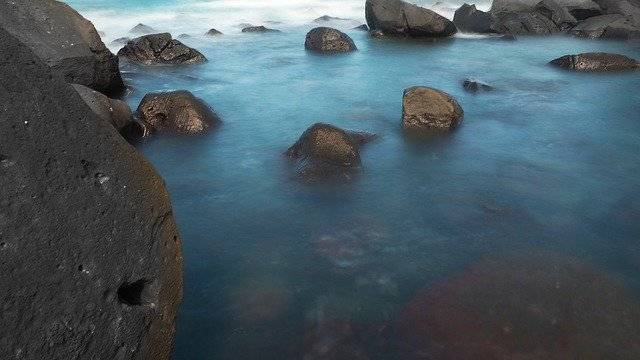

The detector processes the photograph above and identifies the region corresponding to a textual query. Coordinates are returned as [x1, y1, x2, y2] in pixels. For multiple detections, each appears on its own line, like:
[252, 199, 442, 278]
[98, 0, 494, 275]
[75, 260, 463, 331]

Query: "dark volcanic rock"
[130, 23, 157, 35]
[567, 1, 603, 20]
[365, 0, 457, 37]
[204, 28, 223, 36]
[285, 123, 374, 182]
[0, 0, 125, 97]
[550, 52, 639, 72]
[398, 253, 640, 359]
[462, 79, 494, 93]
[491, 10, 560, 34]
[535, 0, 578, 29]
[402, 87, 464, 132]
[72, 84, 134, 132]
[570, 14, 625, 37]
[242, 25, 281, 33]
[353, 24, 370, 31]
[0, 27, 182, 360]
[453, 3, 494, 33]
[137, 90, 221, 135]
[601, 16, 640, 39]
[118, 33, 207, 65]
[305, 27, 357, 53]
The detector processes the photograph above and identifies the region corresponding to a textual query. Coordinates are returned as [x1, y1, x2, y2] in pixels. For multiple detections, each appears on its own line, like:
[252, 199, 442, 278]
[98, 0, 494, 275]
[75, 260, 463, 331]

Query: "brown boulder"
[137, 90, 220, 135]
[550, 52, 639, 71]
[402, 87, 464, 132]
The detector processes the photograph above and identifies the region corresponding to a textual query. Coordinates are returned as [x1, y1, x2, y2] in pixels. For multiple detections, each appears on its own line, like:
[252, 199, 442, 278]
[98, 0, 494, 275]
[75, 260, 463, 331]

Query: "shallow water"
[67, 1, 640, 359]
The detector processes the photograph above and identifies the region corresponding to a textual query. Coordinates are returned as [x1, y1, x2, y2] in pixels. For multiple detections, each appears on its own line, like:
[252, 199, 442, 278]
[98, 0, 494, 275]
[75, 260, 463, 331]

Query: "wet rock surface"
[0, 0, 125, 97]
[305, 27, 357, 53]
[462, 79, 494, 93]
[550, 52, 639, 72]
[365, 0, 457, 37]
[72, 84, 134, 133]
[453, 3, 494, 33]
[137, 90, 221, 135]
[0, 27, 182, 360]
[118, 33, 207, 65]
[402, 87, 464, 132]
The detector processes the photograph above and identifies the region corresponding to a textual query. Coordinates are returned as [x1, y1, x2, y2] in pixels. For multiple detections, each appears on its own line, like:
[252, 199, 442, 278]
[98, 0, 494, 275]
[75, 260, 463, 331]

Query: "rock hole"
[118, 278, 151, 306]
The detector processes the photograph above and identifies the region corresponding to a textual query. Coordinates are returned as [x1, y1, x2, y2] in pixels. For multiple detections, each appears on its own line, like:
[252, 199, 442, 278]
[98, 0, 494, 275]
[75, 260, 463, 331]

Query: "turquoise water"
[67, 1, 640, 359]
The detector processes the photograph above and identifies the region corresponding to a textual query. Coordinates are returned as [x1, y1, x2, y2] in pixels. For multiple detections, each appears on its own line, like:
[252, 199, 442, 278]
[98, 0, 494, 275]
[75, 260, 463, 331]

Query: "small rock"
[117, 33, 206, 65]
[305, 27, 357, 53]
[241, 25, 281, 33]
[137, 90, 220, 135]
[462, 79, 494, 93]
[353, 24, 369, 31]
[313, 15, 349, 22]
[129, 23, 156, 35]
[549, 52, 639, 72]
[204, 28, 222, 36]
[402, 86, 464, 132]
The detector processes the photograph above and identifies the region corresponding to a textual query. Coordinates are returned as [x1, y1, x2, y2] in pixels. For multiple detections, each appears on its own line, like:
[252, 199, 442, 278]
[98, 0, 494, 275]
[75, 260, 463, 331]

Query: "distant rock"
[118, 33, 206, 65]
[313, 15, 349, 22]
[242, 25, 281, 33]
[137, 90, 220, 135]
[204, 28, 223, 36]
[129, 23, 156, 35]
[402, 87, 464, 132]
[285, 123, 374, 182]
[72, 84, 134, 133]
[110, 36, 131, 46]
[353, 24, 369, 31]
[365, 0, 457, 37]
[305, 27, 357, 53]
[462, 79, 494, 93]
[0, 0, 125, 97]
[550, 52, 639, 72]
[535, 0, 578, 30]
[454, 4, 494, 33]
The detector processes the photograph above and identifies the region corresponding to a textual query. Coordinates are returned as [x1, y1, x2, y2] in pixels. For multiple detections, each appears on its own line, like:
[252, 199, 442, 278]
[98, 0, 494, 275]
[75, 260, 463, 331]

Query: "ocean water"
[65, 1, 640, 359]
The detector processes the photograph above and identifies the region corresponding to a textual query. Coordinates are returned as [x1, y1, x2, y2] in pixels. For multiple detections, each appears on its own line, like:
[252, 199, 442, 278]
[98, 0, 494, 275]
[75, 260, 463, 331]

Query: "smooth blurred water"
[67, 1, 640, 359]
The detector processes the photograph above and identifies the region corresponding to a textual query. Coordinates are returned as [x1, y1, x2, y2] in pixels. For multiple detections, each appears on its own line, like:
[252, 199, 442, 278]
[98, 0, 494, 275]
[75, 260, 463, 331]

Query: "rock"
[453, 4, 494, 33]
[72, 84, 134, 133]
[137, 90, 220, 135]
[570, 14, 625, 37]
[397, 253, 640, 359]
[241, 25, 281, 33]
[177, 33, 192, 39]
[491, 11, 560, 35]
[129, 23, 156, 35]
[117, 33, 207, 65]
[550, 52, 639, 72]
[462, 79, 494, 93]
[402, 87, 464, 132]
[535, 0, 578, 29]
[0, 0, 125, 97]
[111, 36, 131, 46]
[204, 28, 222, 36]
[285, 123, 373, 182]
[305, 27, 357, 53]
[353, 24, 370, 31]
[0, 26, 182, 360]
[601, 16, 640, 39]
[594, 0, 640, 22]
[365, 0, 457, 37]
[497, 33, 518, 40]
[566, 1, 603, 20]
[370, 29, 386, 38]
[490, 0, 539, 13]
[313, 15, 349, 22]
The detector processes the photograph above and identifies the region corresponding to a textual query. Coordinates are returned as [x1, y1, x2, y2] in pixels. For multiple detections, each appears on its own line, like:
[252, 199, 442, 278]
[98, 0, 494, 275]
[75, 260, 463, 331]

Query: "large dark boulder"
[285, 123, 374, 182]
[72, 84, 134, 133]
[402, 87, 464, 132]
[570, 13, 625, 37]
[118, 33, 206, 65]
[137, 90, 221, 135]
[535, 0, 578, 29]
[0, 0, 125, 97]
[305, 27, 357, 53]
[453, 4, 494, 33]
[365, 0, 457, 37]
[491, 10, 560, 35]
[0, 27, 182, 360]
[550, 52, 639, 72]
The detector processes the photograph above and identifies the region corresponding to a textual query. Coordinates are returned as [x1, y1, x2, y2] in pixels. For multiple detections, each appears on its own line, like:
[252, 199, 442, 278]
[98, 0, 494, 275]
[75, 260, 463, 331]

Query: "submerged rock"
[129, 23, 157, 35]
[117, 33, 207, 65]
[0, 0, 125, 97]
[398, 253, 640, 359]
[453, 3, 494, 33]
[402, 87, 464, 132]
[204, 28, 223, 36]
[285, 123, 374, 182]
[0, 26, 182, 360]
[72, 84, 134, 133]
[137, 90, 220, 135]
[353, 24, 370, 31]
[305, 27, 357, 53]
[365, 0, 457, 37]
[550, 52, 639, 72]
[313, 15, 350, 22]
[462, 79, 494, 93]
[242, 25, 281, 33]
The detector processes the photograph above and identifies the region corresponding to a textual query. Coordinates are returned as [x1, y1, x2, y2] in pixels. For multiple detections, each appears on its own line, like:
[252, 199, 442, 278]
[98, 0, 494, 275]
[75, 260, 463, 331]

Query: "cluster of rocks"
[453, 0, 640, 39]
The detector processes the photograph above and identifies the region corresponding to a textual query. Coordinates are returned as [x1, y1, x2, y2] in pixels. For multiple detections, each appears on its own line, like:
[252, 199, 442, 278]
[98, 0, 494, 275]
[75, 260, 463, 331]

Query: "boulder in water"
[365, 0, 457, 37]
[462, 79, 494, 93]
[305, 27, 357, 53]
[137, 90, 221, 135]
[204, 28, 223, 36]
[129, 23, 157, 35]
[550, 52, 639, 72]
[402, 87, 464, 132]
[453, 4, 494, 33]
[117, 33, 207, 65]
[242, 25, 281, 33]
[0, 0, 125, 97]
[313, 15, 349, 22]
